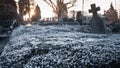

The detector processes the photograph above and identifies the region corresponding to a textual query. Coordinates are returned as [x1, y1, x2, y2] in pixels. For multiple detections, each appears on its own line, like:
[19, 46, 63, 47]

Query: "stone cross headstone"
[89, 4, 106, 34]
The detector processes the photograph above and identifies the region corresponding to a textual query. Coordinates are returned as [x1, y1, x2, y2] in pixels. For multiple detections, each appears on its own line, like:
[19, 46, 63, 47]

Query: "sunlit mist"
[34, 0, 54, 19]
[23, 14, 30, 21]
[23, 9, 36, 21]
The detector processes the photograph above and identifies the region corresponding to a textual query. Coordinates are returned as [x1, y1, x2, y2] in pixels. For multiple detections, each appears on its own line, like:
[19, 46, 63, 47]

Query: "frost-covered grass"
[0, 39, 8, 55]
[0, 24, 120, 68]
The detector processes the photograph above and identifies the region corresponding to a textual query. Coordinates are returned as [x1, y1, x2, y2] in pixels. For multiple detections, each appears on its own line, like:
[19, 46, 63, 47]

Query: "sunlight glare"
[34, 0, 54, 19]
[30, 10, 35, 17]
[23, 14, 30, 21]
[26, 23, 32, 26]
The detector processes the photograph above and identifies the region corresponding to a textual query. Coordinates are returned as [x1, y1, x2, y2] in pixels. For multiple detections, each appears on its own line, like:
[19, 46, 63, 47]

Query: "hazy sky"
[34, 0, 119, 18]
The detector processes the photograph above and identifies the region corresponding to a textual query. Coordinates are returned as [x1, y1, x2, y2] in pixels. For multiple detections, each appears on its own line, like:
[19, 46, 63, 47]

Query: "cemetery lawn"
[0, 24, 120, 68]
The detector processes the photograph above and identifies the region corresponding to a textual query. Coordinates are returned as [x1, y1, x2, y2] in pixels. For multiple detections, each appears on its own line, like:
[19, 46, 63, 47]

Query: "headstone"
[112, 22, 120, 32]
[71, 10, 76, 20]
[89, 4, 106, 34]
[31, 5, 41, 22]
[57, 10, 64, 22]
[52, 17, 55, 22]
[76, 11, 82, 25]
[58, 17, 63, 22]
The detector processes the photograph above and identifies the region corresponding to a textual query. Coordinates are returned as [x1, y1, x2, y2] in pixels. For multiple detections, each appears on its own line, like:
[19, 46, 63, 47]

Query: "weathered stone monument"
[76, 11, 82, 25]
[31, 5, 41, 22]
[58, 10, 63, 22]
[89, 4, 106, 34]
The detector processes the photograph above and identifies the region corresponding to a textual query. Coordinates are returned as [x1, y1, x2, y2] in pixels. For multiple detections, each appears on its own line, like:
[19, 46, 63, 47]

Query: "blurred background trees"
[0, 0, 19, 28]
[43, 0, 77, 20]
[18, 0, 41, 23]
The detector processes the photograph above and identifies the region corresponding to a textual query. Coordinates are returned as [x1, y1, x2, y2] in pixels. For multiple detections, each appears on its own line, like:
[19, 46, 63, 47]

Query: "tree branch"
[65, 0, 77, 9]
[65, 0, 77, 5]
[43, 0, 56, 13]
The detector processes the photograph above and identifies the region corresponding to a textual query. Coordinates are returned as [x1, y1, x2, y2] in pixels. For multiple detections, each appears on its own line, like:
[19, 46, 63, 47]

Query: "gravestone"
[58, 17, 63, 22]
[58, 10, 64, 22]
[89, 4, 106, 34]
[76, 11, 82, 25]
[112, 22, 120, 32]
[32, 5, 41, 22]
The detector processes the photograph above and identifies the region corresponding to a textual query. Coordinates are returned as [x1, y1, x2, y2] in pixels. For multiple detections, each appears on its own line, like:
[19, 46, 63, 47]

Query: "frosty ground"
[0, 24, 120, 68]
